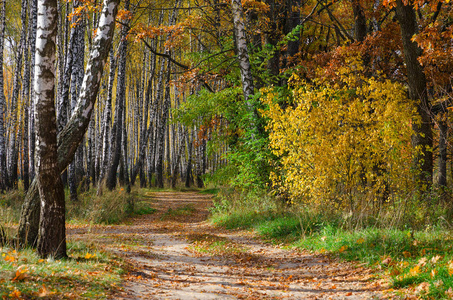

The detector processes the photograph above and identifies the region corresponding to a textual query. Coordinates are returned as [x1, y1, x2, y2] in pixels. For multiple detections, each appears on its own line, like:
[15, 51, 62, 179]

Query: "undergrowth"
[0, 241, 125, 299]
[210, 189, 453, 299]
[0, 185, 159, 299]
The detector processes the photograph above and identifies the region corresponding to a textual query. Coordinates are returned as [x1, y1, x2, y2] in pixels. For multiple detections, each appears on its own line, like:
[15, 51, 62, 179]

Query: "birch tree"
[34, 0, 66, 258]
[18, 0, 120, 247]
[7, 0, 29, 188]
[0, 0, 7, 192]
[231, 0, 254, 110]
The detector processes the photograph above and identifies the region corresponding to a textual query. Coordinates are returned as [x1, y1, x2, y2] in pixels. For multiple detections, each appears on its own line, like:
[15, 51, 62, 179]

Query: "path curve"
[69, 191, 389, 299]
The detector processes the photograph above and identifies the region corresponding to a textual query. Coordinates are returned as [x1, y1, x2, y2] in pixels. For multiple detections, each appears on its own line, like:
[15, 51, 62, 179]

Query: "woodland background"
[1, 0, 453, 297]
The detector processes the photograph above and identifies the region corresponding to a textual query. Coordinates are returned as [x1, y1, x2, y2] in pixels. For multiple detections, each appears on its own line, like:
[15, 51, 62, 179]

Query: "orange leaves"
[403, 251, 411, 258]
[3, 253, 15, 262]
[12, 266, 29, 281]
[242, 0, 270, 13]
[67, 0, 102, 28]
[8, 289, 21, 299]
[117, 9, 133, 22]
[84, 252, 96, 259]
[339, 245, 348, 253]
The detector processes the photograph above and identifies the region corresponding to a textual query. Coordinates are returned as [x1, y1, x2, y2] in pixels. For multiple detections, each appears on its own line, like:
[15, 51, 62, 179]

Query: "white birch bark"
[34, 0, 66, 259]
[0, 0, 8, 191]
[231, 0, 255, 109]
[19, 0, 120, 247]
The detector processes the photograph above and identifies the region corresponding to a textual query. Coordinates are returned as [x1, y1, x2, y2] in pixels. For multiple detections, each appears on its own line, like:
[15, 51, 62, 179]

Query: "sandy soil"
[68, 191, 391, 299]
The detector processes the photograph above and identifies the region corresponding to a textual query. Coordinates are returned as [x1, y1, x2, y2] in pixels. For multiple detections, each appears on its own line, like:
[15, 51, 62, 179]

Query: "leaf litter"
[69, 191, 392, 299]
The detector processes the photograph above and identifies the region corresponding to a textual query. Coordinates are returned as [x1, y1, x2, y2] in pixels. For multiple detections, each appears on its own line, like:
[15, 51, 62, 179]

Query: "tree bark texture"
[18, 0, 120, 247]
[106, 3, 128, 190]
[0, 0, 8, 191]
[7, 0, 29, 189]
[231, 0, 255, 108]
[395, 0, 433, 188]
[34, 0, 67, 259]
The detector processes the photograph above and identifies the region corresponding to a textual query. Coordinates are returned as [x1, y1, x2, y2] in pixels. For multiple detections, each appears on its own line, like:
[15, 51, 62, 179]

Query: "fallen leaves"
[12, 265, 29, 281]
[339, 245, 348, 253]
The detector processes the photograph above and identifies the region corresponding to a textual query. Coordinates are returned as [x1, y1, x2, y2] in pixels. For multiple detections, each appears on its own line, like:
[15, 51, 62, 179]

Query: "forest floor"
[68, 191, 392, 299]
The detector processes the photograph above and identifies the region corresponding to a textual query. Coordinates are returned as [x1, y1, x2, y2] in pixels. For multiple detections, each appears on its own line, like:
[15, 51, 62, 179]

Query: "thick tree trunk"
[34, 0, 67, 259]
[352, 0, 367, 42]
[18, 0, 120, 247]
[395, 0, 433, 188]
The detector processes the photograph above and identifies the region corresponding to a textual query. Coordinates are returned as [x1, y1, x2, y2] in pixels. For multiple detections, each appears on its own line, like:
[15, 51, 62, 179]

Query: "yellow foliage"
[261, 58, 415, 211]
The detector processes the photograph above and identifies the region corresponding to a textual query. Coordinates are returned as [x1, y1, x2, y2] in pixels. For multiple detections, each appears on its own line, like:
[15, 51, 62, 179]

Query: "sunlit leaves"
[262, 58, 415, 209]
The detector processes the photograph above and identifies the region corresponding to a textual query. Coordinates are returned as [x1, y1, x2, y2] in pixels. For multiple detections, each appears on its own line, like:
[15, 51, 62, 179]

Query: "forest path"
[69, 191, 389, 299]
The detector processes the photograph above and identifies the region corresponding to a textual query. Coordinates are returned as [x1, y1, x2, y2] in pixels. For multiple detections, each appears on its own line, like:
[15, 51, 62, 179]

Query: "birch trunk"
[97, 48, 115, 190]
[231, 0, 255, 109]
[34, 0, 66, 259]
[7, 0, 29, 188]
[0, 0, 8, 191]
[28, 0, 38, 183]
[106, 0, 128, 190]
[18, 0, 120, 247]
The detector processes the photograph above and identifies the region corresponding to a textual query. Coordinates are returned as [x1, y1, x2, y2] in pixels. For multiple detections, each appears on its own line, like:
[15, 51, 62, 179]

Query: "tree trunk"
[34, 0, 67, 259]
[395, 0, 433, 188]
[156, 66, 171, 188]
[438, 120, 447, 187]
[231, 0, 255, 109]
[7, 0, 29, 189]
[106, 2, 128, 190]
[0, 0, 8, 192]
[97, 48, 115, 190]
[28, 0, 38, 184]
[18, 0, 119, 247]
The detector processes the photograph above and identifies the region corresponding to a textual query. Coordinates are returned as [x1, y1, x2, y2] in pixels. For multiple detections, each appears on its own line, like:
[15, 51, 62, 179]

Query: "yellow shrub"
[262, 60, 415, 212]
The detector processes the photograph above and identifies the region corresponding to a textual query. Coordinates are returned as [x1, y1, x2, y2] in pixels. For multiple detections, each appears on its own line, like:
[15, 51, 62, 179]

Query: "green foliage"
[211, 201, 453, 298]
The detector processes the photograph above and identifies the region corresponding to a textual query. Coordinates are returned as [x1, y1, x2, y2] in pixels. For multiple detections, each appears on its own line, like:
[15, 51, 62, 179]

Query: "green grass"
[0, 185, 161, 299]
[160, 204, 196, 220]
[186, 233, 247, 256]
[0, 241, 126, 299]
[211, 208, 453, 299]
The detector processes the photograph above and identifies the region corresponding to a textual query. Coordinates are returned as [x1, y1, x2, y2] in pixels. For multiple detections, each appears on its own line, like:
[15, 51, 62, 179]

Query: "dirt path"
[68, 191, 390, 299]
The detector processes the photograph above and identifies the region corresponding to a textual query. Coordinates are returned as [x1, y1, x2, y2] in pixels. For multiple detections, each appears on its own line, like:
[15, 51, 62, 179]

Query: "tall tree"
[106, 0, 129, 191]
[7, 0, 29, 188]
[395, 0, 433, 188]
[231, 0, 255, 114]
[0, 0, 7, 192]
[34, 0, 66, 258]
[18, 0, 120, 247]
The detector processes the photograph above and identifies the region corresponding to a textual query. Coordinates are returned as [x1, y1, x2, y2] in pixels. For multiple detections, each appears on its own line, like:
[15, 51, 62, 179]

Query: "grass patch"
[0, 186, 160, 299]
[160, 204, 196, 220]
[186, 233, 246, 256]
[0, 241, 125, 299]
[132, 201, 157, 216]
[199, 188, 220, 195]
[211, 205, 453, 298]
